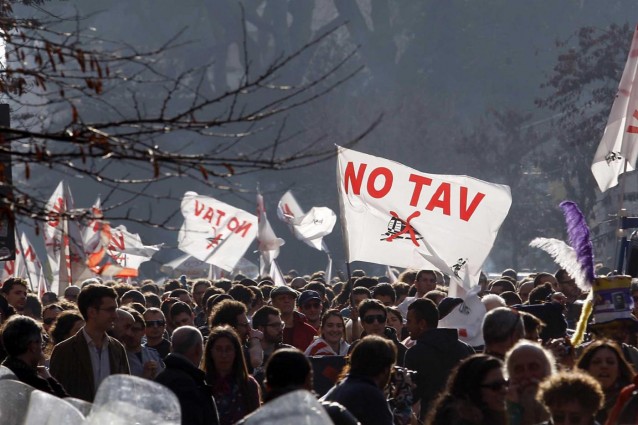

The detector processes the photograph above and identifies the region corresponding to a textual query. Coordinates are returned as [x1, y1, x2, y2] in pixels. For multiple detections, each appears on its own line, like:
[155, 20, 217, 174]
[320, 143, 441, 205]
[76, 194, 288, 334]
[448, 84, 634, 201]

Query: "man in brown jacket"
[49, 284, 130, 401]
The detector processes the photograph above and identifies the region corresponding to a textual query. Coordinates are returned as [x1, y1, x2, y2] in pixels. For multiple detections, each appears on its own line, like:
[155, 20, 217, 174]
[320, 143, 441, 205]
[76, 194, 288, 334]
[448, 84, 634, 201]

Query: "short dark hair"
[1, 277, 28, 295]
[372, 283, 396, 304]
[77, 284, 117, 320]
[265, 348, 311, 390]
[209, 299, 247, 328]
[349, 335, 396, 377]
[1, 315, 41, 357]
[50, 310, 84, 344]
[252, 305, 280, 328]
[350, 286, 371, 304]
[24, 294, 42, 319]
[228, 284, 255, 307]
[121, 290, 146, 306]
[408, 298, 439, 328]
[353, 277, 378, 289]
[170, 301, 193, 318]
[358, 298, 387, 320]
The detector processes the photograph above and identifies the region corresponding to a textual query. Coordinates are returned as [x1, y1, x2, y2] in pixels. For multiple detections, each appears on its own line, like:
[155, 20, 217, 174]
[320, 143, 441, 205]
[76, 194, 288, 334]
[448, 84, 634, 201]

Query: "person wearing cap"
[298, 290, 323, 330]
[270, 286, 317, 352]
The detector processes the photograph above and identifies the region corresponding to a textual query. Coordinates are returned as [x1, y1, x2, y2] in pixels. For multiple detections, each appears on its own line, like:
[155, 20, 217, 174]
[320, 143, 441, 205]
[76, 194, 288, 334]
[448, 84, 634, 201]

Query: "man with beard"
[251, 305, 293, 389]
[122, 308, 164, 380]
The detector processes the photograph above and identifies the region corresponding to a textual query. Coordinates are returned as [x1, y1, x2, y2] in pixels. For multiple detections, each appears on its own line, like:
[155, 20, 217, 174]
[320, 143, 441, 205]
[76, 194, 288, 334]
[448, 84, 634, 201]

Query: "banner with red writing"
[337, 146, 512, 279]
[178, 192, 258, 272]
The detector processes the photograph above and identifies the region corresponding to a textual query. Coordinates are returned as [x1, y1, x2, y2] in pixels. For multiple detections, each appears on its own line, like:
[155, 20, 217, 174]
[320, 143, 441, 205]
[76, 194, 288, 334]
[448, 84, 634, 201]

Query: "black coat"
[404, 328, 474, 419]
[155, 354, 219, 425]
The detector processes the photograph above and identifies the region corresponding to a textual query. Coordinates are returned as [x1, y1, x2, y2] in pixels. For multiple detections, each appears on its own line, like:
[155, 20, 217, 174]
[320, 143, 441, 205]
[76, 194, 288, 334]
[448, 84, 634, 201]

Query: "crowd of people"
[1, 266, 638, 425]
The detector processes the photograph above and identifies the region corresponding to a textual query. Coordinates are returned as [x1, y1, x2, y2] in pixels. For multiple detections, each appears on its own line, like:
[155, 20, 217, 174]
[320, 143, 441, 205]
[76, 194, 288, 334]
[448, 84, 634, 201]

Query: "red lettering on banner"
[227, 217, 252, 237]
[367, 167, 393, 198]
[408, 174, 433, 206]
[194, 200, 205, 217]
[206, 233, 223, 249]
[425, 183, 451, 216]
[4, 261, 14, 275]
[282, 203, 294, 218]
[202, 208, 214, 223]
[23, 246, 36, 262]
[194, 200, 227, 227]
[344, 162, 367, 195]
[460, 188, 485, 222]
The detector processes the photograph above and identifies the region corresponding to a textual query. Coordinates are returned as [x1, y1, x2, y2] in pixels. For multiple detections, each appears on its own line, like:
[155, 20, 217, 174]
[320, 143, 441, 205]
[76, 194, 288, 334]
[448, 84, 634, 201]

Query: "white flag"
[337, 146, 512, 280]
[591, 25, 638, 192]
[104, 225, 162, 276]
[277, 191, 335, 251]
[43, 182, 90, 294]
[178, 192, 258, 272]
[269, 260, 287, 287]
[257, 192, 284, 276]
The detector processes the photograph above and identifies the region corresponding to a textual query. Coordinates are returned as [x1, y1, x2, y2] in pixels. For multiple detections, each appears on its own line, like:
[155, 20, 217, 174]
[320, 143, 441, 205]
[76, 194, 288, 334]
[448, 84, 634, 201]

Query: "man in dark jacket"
[1, 315, 67, 397]
[155, 326, 219, 425]
[404, 298, 474, 421]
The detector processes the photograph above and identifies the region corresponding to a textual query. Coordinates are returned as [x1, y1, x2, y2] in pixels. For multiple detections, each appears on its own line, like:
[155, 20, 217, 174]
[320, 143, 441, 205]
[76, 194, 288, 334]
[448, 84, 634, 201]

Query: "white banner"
[257, 192, 284, 276]
[277, 191, 335, 251]
[337, 146, 512, 279]
[591, 25, 638, 192]
[178, 192, 257, 272]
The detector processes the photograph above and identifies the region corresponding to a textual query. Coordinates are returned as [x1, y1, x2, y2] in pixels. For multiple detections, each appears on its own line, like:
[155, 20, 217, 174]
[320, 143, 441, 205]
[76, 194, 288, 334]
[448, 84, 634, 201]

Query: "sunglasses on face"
[145, 320, 166, 327]
[480, 379, 509, 391]
[363, 314, 387, 324]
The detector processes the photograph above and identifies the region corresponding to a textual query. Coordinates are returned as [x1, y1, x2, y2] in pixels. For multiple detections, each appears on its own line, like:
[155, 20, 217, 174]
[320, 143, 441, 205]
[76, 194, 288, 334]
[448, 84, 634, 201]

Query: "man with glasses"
[297, 290, 323, 330]
[251, 305, 294, 389]
[351, 299, 406, 366]
[123, 308, 164, 379]
[405, 298, 474, 420]
[143, 307, 170, 358]
[49, 284, 130, 401]
[555, 268, 583, 328]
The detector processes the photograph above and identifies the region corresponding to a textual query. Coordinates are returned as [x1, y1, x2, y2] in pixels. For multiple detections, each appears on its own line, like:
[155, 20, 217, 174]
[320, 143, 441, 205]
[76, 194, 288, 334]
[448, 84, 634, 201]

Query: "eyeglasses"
[264, 321, 285, 329]
[363, 314, 387, 324]
[480, 379, 509, 391]
[302, 302, 322, 309]
[145, 320, 166, 327]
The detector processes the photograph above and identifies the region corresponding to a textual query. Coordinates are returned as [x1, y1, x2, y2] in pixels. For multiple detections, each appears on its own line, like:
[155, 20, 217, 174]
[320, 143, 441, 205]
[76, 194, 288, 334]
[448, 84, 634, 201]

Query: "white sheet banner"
[337, 146, 512, 278]
[178, 192, 257, 272]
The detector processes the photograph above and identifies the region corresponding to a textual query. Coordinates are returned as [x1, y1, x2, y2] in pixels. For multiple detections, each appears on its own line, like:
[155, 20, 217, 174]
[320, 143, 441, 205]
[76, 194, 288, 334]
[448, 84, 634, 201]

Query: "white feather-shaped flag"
[529, 237, 590, 291]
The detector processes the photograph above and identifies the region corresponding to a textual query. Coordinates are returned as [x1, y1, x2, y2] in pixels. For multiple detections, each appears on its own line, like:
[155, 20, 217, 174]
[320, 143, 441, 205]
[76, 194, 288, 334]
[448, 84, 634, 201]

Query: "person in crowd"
[160, 297, 180, 336]
[297, 290, 323, 331]
[481, 293, 507, 311]
[322, 335, 396, 425]
[251, 305, 291, 363]
[204, 326, 261, 425]
[504, 340, 555, 425]
[143, 307, 170, 358]
[171, 301, 195, 329]
[372, 283, 396, 307]
[405, 298, 474, 420]
[41, 291, 59, 307]
[519, 311, 545, 341]
[49, 284, 130, 401]
[1, 315, 67, 397]
[392, 282, 410, 306]
[42, 303, 63, 334]
[386, 306, 408, 341]
[110, 308, 135, 344]
[533, 272, 558, 290]
[209, 299, 264, 370]
[238, 348, 359, 425]
[343, 286, 371, 342]
[425, 354, 508, 425]
[120, 289, 146, 307]
[576, 339, 636, 423]
[123, 308, 164, 379]
[535, 371, 604, 425]
[24, 293, 43, 321]
[1, 277, 28, 314]
[351, 298, 406, 366]
[482, 307, 524, 359]
[269, 286, 316, 351]
[397, 270, 438, 317]
[555, 269, 583, 328]
[63, 285, 81, 304]
[305, 309, 349, 356]
[155, 326, 219, 425]
[48, 310, 84, 346]
[517, 280, 534, 304]
[191, 279, 212, 327]
[489, 279, 517, 295]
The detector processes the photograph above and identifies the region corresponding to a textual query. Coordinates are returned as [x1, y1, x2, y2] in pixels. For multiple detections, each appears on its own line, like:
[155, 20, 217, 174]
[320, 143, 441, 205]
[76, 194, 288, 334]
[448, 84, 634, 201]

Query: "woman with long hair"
[576, 339, 636, 423]
[204, 326, 260, 425]
[426, 354, 508, 425]
[305, 310, 349, 356]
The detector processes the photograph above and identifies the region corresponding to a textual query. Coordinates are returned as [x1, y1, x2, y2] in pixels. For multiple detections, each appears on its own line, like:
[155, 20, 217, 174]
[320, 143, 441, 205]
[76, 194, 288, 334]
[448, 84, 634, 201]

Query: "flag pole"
[15, 231, 34, 291]
[613, 159, 629, 272]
